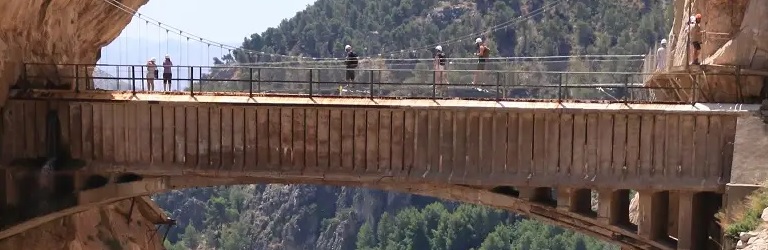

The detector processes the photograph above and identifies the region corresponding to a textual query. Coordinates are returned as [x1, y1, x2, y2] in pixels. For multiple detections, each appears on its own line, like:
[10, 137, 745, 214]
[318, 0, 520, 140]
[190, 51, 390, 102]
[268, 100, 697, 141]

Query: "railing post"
[557, 72, 563, 102]
[309, 69, 314, 97]
[735, 65, 742, 104]
[369, 69, 374, 98]
[248, 67, 253, 97]
[623, 74, 629, 102]
[189, 66, 194, 96]
[495, 71, 501, 101]
[257, 68, 262, 93]
[131, 65, 136, 95]
[74, 64, 80, 93]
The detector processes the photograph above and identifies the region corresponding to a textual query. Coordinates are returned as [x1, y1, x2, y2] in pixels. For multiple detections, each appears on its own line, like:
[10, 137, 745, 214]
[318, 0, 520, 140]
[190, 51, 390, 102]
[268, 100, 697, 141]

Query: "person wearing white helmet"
[146, 57, 157, 91]
[656, 39, 667, 71]
[434, 45, 447, 86]
[473, 38, 490, 85]
[162, 54, 173, 91]
[688, 14, 703, 65]
[342, 45, 359, 92]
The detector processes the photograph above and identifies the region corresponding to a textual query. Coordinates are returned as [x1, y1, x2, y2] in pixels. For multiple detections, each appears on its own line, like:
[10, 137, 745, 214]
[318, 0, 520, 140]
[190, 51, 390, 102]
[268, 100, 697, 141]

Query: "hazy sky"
[120, 0, 317, 44]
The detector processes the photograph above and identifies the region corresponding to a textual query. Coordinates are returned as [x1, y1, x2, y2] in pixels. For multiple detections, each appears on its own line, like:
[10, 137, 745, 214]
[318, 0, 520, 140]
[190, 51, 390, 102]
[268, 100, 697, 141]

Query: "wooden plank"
[665, 114, 681, 179]
[209, 106, 223, 171]
[559, 113, 574, 179]
[244, 108, 258, 169]
[340, 109, 354, 171]
[531, 113, 546, 178]
[197, 106, 211, 169]
[571, 113, 586, 181]
[102, 104, 115, 163]
[625, 114, 641, 178]
[403, 110, 416, 177]
[280, 108, 293, 171]
[35, 101, 46, 157]
[23, 101, 36, 158]
[491, 111, 507, 181]
[353, 109, 367, 173]
[92, 103, 103, 161]
[150, 104, 163, 164]
[439, 110, 454, 181]
[316, 109, 330, 171]
[126, 104, 138, 163]
[377, 110, 392, 173]
[506, 112, 520, 177]
[220, 106, 234, 172]
[612, 114, 627, 178]
[545, 112, 560, 176]
[57, 102, 71, 160]
[427, 110, 440, 179]
[639, 114, 655, 178]
[161, 105, 175, 164]
[517, 113, 534, 180]
[256, 107, 270, 170]
[412, 110, 429, 179]
[452, 111, 467, 184]
[69, 104, 83, 160]
[184, 106, 198, 167]
[652, 115, 667, 178]
[173, 105, 185, 164]
[585, 114, 599, 178]
[232, 107, 245, 172]
[391, 110, 405, 175]
[2, 102, 16, 160]
[329, 109, 343, 172]
[291, 108, 306, 173]
[720, 115, 737, 181]
[478, 111, 494, 182]
[137, 103, 151, 164]
[467, 110, 483, 183]
[268, 107, 282, 169]
[679, 115, 695, 178]
[706, 116, 723, 181]
[113, 104, 126, 163]
[597, 113, 614, 179]
[366, 109, 380, 173]
[305, 108, 318, 171]
[693, 116, 709, 178]
[82, 103, 95, 160]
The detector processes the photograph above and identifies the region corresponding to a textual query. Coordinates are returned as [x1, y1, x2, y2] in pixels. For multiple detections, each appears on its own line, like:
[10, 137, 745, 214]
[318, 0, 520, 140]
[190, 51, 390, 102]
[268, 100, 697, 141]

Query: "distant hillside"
[159, 1, 673, 250]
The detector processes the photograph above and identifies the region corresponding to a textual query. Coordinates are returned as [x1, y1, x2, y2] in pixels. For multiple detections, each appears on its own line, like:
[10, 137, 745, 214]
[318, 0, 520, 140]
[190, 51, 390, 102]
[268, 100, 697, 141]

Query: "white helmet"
[435, 45, 442, 51]
[475, 38, 483, 44]
[660, 39, 667, 45]
[165, 54, 170, 58]
[344, 45, 352, 50]
[150, 57, 156, 62]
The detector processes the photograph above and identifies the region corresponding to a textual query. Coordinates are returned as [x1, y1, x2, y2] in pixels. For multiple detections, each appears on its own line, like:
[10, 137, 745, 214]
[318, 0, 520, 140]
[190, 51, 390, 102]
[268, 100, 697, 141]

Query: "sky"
[99, 0, 317, 65]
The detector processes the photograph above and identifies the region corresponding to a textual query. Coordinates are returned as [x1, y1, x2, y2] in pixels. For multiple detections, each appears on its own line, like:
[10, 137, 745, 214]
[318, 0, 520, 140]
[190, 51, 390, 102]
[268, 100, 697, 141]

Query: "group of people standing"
[655, 13, 705, 71]
[342, 37, 491, 88]
[145, 55, 174, 91]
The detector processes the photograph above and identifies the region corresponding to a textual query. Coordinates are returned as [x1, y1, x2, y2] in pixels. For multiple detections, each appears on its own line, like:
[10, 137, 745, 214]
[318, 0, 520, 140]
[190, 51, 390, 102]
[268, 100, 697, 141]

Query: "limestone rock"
[762, 207, 768, 222]
[649, 0, 768, 103]
[741, 231, 758, 242]
[0, 0, 148, 104]
[0, 198, 165, 250]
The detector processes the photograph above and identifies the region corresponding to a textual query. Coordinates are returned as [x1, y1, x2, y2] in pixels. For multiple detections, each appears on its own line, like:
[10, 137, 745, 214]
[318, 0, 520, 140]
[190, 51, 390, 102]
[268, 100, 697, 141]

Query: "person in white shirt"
[656, 39, 667, 71]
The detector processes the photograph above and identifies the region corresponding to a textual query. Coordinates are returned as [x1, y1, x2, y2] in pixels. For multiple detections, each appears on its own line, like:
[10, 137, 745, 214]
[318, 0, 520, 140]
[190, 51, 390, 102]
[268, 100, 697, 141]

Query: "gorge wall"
[651, 0, 768, 102]
[0, 0, 148, 103]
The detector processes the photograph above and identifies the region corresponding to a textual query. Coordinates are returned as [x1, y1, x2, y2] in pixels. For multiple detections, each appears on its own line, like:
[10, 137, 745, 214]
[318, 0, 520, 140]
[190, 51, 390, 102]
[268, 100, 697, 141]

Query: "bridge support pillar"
[676, 191, 704, 250]
[597, 189, 630, 226]
[637, 190, 669, 241]
[556, 188, 592, 213]
[517, 187, 552, 203]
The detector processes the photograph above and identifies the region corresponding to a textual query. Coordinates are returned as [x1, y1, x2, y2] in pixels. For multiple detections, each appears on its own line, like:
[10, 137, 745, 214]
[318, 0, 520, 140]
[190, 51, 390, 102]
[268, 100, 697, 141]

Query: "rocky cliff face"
[0, 198, 165, 250]
[651, 0, 768, 102]
[0, 0, 148, 103]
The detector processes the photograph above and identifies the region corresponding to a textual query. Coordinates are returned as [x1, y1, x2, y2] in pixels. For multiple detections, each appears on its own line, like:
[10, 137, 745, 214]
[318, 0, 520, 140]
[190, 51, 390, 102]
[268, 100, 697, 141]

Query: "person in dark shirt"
[344, 45, 358, 83]
[434, 45, 447, 86]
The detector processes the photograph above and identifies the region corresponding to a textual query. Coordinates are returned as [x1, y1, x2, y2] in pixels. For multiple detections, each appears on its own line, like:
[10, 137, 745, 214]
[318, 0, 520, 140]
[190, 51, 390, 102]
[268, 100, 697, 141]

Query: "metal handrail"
[20, 62, 758, 104]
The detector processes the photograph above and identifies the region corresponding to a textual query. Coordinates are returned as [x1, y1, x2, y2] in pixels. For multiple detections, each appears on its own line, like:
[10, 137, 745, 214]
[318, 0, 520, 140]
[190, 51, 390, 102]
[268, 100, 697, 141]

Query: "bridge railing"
[19, 63, 738, 103]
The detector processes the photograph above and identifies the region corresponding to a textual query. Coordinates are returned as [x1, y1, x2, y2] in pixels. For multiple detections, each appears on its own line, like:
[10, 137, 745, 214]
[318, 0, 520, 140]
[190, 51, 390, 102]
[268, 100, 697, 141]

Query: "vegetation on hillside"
[718, 186, 768, 237]
[158, 0, 674, 249]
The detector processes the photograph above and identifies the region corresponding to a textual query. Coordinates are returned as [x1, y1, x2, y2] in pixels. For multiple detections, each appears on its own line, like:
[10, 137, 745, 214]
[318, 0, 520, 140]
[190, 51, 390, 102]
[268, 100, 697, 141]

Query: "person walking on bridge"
[146, 58, 157, 91]
[473, 38, 490, 86]
[434, 45, 447, 88]
[162, 55, 173, 92]
[342, 45, 359, 94]
[689, 14, 704, 65]
[656, 39, 667, 71]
